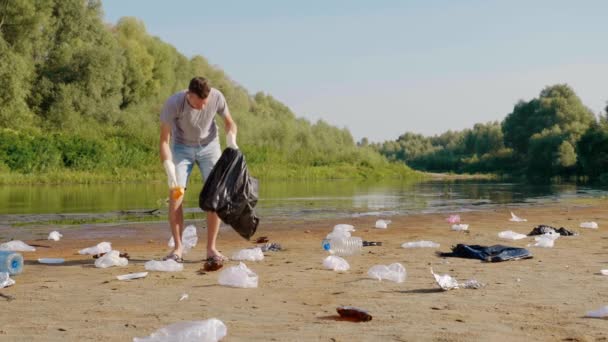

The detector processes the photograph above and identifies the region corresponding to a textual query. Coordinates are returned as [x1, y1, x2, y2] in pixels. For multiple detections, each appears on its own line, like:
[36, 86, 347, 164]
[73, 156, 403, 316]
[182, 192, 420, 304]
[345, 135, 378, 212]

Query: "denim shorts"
[172, 138, 222, 188]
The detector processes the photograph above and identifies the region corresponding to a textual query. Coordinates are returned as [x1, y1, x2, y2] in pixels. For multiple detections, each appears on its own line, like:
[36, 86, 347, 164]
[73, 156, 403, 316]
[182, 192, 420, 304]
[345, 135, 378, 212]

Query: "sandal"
[202, 256, 225, 272]
[163, 253, 184, 263]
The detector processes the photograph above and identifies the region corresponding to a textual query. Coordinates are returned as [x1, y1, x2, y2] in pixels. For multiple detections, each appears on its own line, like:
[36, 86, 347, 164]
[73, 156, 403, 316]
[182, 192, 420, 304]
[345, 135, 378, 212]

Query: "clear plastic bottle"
[0, 251, 23, 275]
[321, 237, 363, 256]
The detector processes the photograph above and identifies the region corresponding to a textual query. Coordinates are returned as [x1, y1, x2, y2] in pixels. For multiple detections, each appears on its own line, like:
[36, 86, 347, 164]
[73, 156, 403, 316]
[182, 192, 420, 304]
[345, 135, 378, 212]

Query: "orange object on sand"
[171, 187, 184, 200]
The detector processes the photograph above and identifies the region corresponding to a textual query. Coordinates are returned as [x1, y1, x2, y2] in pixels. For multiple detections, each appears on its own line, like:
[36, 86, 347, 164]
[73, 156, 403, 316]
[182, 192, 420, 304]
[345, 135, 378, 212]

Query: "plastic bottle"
[322, 237, 363, 256]
[0, 250, 23, 275]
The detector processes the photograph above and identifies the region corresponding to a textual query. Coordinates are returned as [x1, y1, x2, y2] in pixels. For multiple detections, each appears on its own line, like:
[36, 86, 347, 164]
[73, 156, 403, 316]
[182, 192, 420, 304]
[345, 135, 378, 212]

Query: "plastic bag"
[498, 230, 527, 240]
[0, 272, 15, 289]
[601, 269, 608, 276]
[326, 224, 354, 239]
[231, 247, 264, 261]
[218, 262, 258, 288]
[323, 255, 350, 272]
[430, 268, 484, 290]
[133, 318, 227, 342]
[509, 212, 527, 222]
[117, 272, 148, 281]
[0, 240, 36, 252]
[451, 224, 469, 231]
[580, 221, 598, 229]
[401, 241, 440, 248]
[446, 215, 460, 224]
[367, 263, 406, 283]
[168, 225, 198, 254]
[79, 242, 112, 255]
[94, 250, 128, 268]
[199, 148, 259, 240]
[144, 259, 184, 272]
[585, 306, 608, 318]
[374, 220, 391, 229]
[48, 231, 63, 241]
[528, 235, 556, 248]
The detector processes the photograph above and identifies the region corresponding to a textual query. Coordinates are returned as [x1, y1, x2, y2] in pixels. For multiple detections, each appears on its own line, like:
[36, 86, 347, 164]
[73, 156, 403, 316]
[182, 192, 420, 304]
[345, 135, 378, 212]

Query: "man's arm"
[160, 122, 172, 162]
[223, 109, 238, 149]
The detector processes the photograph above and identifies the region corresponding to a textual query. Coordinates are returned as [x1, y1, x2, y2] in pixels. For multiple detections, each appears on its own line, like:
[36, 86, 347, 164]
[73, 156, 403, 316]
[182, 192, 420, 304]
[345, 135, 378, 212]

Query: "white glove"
[163, 160, 178, 189]
[226, 131, 238, 149]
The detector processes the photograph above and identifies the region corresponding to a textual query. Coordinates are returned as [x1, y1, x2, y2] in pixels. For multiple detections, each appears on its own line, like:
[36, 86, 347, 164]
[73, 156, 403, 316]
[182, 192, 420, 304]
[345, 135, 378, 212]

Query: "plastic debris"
[323, 255, 350, 272]
[585, 306, 608, 318]
[446, 215, 461, 224]
[168, 225, 198, 254]
[38, 258, 65, 264]
[133, 318, 227, 342]
[528, 231, 560, 248]
[367, 263, 406, 283]
[580, 221, 598, 229]
[258, 242, 282, 252]
[0, 240, 36, 252]
[0, 272, 15, 289]
[231, 247, 264, 261]
[218, 262, 258, 288]
[401, 241, 440, 248]
[179, 293, 189, 301]
[116, 272, 148, 281]
[94, 250, 128, 268]
[451, 224, 469, 231]
[601, 270, 608, 276]
[498, 230, 527, 240]
[79, 242, 112, 255]
[431, 268, 484, 290]
[144, 259, 184, 272]
[336, 306, 372, 322]
[374, 219, 391, 229]
[509, 212, 527, 222]
[528, 225, 577, 236]
[439, 244, 532, 262]
[48, 231, 63, 241]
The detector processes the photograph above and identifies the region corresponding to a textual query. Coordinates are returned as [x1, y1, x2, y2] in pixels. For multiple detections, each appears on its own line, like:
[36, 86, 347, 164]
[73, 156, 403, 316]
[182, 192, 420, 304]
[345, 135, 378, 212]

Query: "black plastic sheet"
[438, 244, 533, 262]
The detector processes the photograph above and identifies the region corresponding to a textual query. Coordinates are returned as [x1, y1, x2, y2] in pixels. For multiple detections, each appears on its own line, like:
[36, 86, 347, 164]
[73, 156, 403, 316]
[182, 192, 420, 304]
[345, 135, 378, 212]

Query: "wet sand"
[0, 201, 607, 341]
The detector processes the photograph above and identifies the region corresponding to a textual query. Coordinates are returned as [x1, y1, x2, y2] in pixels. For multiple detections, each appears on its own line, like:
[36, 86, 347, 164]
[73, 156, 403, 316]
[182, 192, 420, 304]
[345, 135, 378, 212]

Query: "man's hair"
[188, 77, 211, 99]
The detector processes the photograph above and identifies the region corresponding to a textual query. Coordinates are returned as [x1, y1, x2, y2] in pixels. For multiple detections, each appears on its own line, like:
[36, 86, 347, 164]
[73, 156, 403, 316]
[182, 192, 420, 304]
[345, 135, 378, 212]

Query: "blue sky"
[102, 0, 608, 142]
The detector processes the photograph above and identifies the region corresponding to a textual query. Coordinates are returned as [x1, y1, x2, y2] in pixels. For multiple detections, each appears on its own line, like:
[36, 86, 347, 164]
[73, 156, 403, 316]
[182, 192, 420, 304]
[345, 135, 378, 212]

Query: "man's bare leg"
[168, 191, 185, 258]
[206, 211, 225, 259]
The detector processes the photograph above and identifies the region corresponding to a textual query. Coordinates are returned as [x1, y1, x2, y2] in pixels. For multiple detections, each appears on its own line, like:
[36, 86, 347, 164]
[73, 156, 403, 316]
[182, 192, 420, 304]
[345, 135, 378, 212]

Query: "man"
[160, 76, 238, 263]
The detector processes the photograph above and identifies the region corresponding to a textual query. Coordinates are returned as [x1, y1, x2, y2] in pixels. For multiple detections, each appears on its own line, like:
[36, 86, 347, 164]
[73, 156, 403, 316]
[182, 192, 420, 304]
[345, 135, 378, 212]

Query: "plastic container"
[0, 250, 23, 275]
[322, 237, 363, 256]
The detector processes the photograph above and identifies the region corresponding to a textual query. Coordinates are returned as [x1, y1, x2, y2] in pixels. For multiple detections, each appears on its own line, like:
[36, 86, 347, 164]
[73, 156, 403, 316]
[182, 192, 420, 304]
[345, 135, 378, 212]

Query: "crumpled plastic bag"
[509, 212, 527, 222]
[94, 250, 128, 268]
[168, 225, 198, 254]
[326, 224, 355, 240]
[446, 215, 460, 224]
[117, 272, 148, 281]
[374, 220, 391, 229]
[144, 259, 184, 272]
[231, 247, 264, 261]
[451, 224, 469, 231]
[79, 242, 112, 255]
[498, 230, 527, 240]
[48, 231, 63, 241]
[0, 240, 36, 252]
[133, 318, 227, 342]
[430, 268, 484, 290]
[0, 272, 15, 289]
[528, 232, 559, 248]
[401, 241, 440, 248]
[218, 262, 258, 288]
[323, 255, 350, 272]
[367, 263, 406, 283]
[580, 221, 598, 229]
[601, 269, 608, 276]
[585, 306, 608, 318]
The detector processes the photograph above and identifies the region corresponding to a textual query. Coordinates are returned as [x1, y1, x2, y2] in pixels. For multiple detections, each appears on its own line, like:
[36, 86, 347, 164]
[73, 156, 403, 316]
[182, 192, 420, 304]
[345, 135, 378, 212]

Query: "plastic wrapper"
[367, 263, 406, 283]
[451, 224, 469, 231]
[48, 231, 63, 241]
[38, 258, 65, 264]
[133, 318, 227, 342]
[401, 240, 440, 248]
[0, 240, 36, 252]
[79, 242, 112, 255]
[498, 230, 527, 240]
[374, 220, 391, 229]
[0, 272, 15, 289]
[117, 272, 148, 281]
[231, 247, 264, 261]
[144, 259, 184, 272]
[509, 212, 527, 222]
[218, 262, 258, 288]
[585, 306, 608, 318]
[168, 225, 198, 254]
[580, 221, 598, 229]
[94, 250, 128, 268]
[323, 255, 350, 272]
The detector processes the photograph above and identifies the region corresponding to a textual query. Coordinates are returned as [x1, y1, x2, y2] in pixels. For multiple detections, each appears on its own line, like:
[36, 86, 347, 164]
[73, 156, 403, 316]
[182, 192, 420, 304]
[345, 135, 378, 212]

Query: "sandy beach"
[1, 201, 607, 341]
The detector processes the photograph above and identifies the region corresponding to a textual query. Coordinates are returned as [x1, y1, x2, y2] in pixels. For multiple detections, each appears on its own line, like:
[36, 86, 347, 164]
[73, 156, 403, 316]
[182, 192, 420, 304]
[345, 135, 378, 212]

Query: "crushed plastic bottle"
[218, 262, 258, 288]
[322, 237, 362, 256]
[0, 251, 23, 275]
[133, 318, 227, 342]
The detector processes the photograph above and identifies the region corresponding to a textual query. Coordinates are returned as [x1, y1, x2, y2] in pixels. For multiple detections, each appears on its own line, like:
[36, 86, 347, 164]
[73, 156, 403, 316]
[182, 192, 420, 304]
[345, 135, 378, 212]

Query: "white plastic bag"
[133, 318, 227, 342]
[323, 255, 350, 272]
[498, 230, 527, 240]
[333, 224, 355, 232]
[431, 268, 459, 290]
[580, 221, 598, 229]
[509, 212, 527, 222]
[0, 272, 15, 289]
[231, 247, 264, 261]
[600, 269, 608, 276]
[451, 224, 469, 231]
[401, 241, 440, 248]
[168, 225, 198, 254]
[78, 242, 112, 255]
[528, 233, 558, 248]
[585, 306, 608, 318]
[94, 250, 128, 268]
[367, 263, 406, 283]
[374, 219, 391, 229]
[218, 262, 258, 288]
[326, 224, 355, 240]
[144, 259, 184, 272]
[48, 231, 63, 241]
[117, 272, 148, 281]
[446, 215, 460, 224]
[0, 240, 36, 252]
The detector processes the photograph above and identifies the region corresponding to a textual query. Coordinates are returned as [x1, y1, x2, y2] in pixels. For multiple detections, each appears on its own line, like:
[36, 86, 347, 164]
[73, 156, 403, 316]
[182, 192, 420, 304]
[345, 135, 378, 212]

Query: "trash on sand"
[0, 251, 23, 275]
[326, 224, 355, 240]
[336, 306, 372, 322]
[580, 221, 598, 229]
[374, 219, 391, 229]
[133, 318, 227, 342]
[95, 250, 128, 268]
[168, 225, 198, 254]
[451, 224, 469, 231]
[367, 263, 406, 283]
[0, 240, 36, 252]
[94, 252, 130, 260]
[48, 231, 63, 241]
[509, 212, 527, 222]
[145, 259, 183, 272]
[203, 258, 224, 272]
[38, 258, 65, 264]
[79, 242, 112, 255]
[179, 293, 189, 301]
[0, 272, 15, 289]
[323, 255, 350, 272]
[231, 247, 264, 261]
[498, 230, 527, 240]
[218, 262, 258, 288]
[528, 225, 577, 236]
[439, 244, 533, 262]
[600, 270, 608, 276]
[585, 306, 608, 318]
[430, 268, 484, 290]
[401, 241, 440, 248]
[446, 215, 461, 224]
[258, 242, 282, 252]
[528, 231, 559, 248]
[116, 272, 148, 281]
[255, 236, 269, 243]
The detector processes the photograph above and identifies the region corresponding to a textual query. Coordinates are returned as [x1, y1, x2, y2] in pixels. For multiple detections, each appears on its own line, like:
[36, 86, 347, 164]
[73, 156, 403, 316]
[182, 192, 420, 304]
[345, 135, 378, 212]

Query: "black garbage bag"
[199, 148, 259, 240]
[438, 244, 533, 262]
[528, 224, 577, 236]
